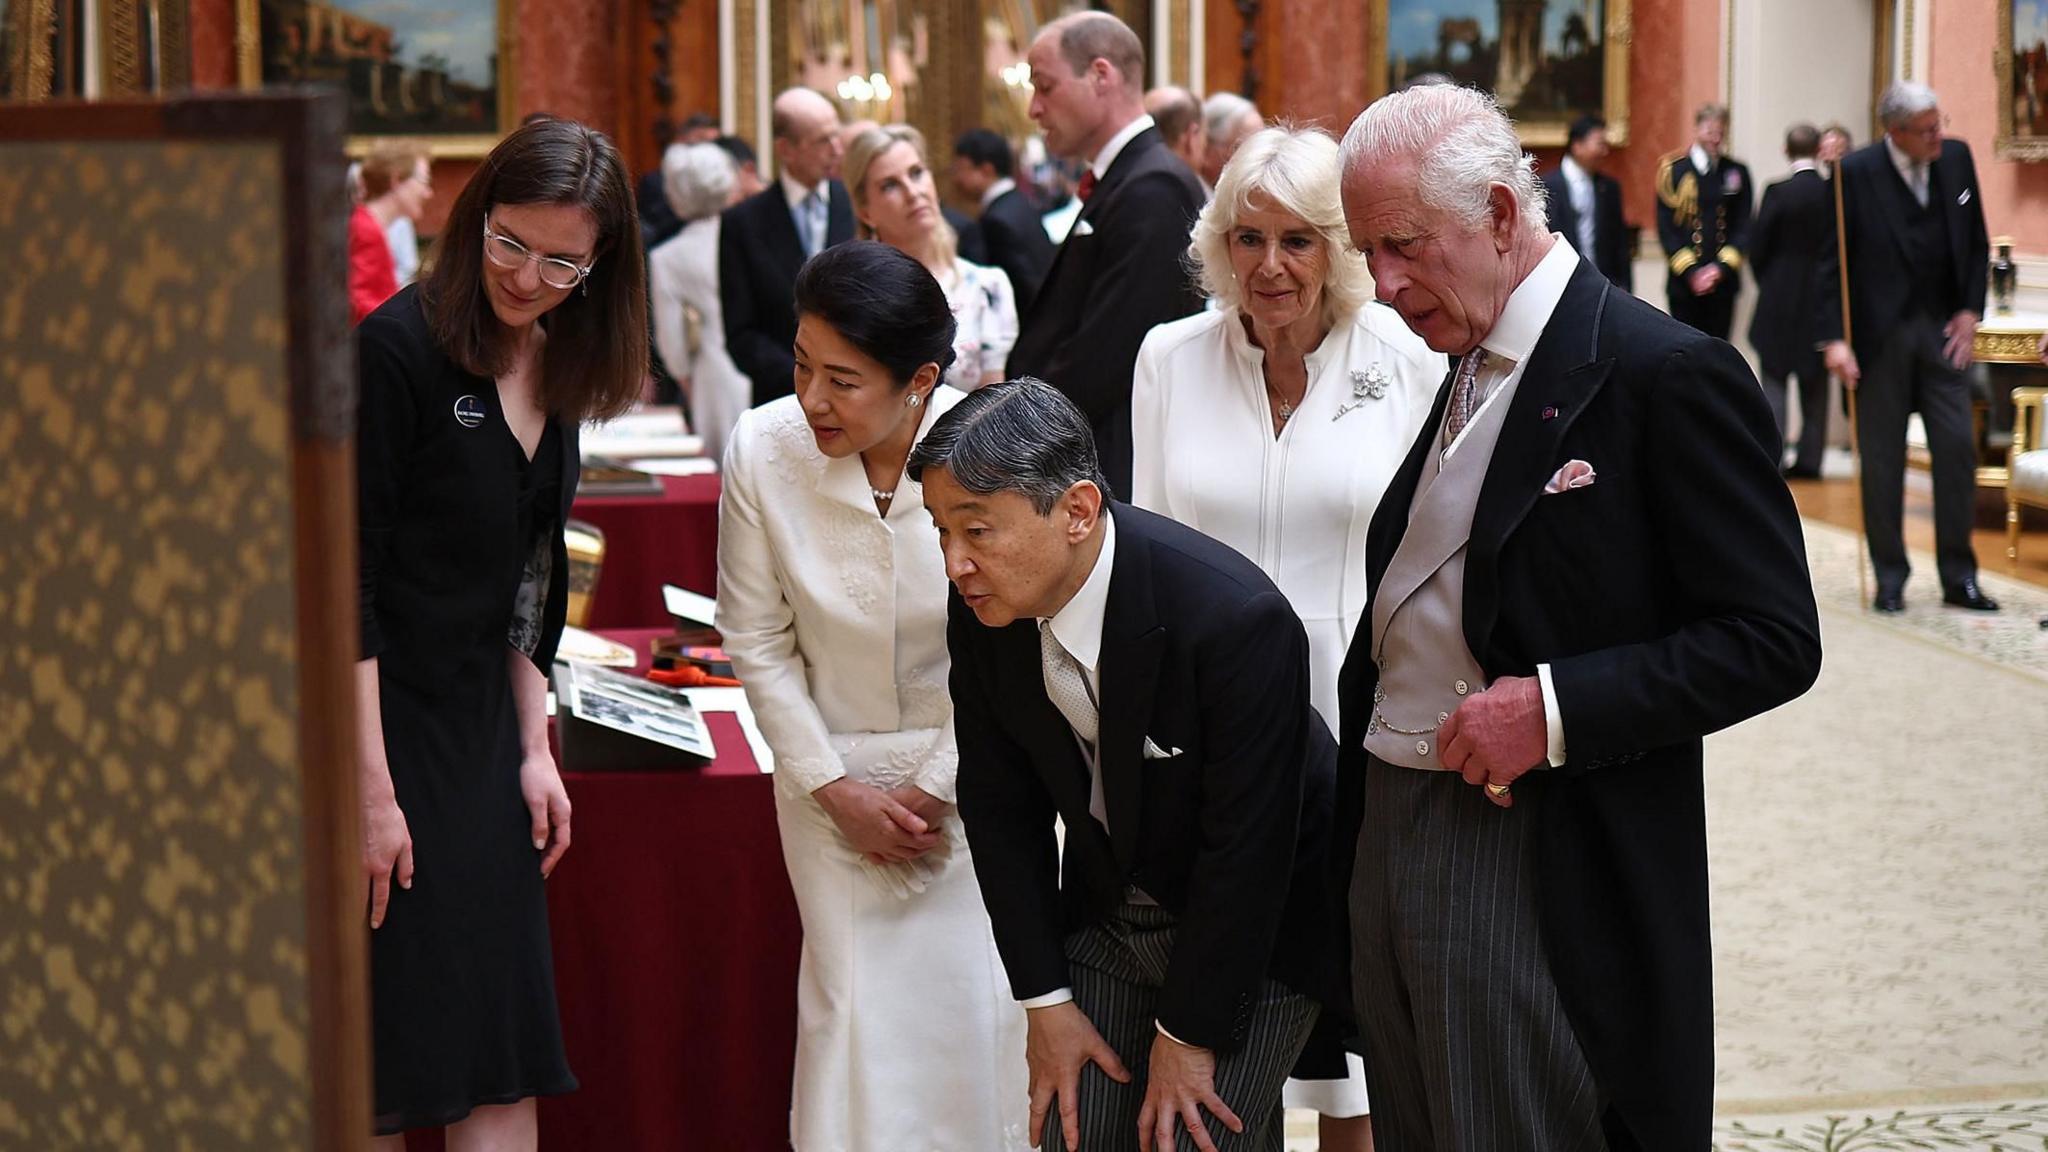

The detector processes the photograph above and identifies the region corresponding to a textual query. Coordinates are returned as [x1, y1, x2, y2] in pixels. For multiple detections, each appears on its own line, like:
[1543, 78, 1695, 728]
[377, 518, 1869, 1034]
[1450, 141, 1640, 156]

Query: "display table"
[571, 475, 722, 629]
[409, 627, 798, 1150]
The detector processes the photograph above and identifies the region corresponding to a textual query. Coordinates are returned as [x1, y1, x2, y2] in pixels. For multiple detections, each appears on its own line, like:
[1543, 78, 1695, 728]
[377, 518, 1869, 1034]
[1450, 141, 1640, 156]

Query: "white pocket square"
[1071, 219, 1096, 238]
[1142, 736, 1182, 760]
[1543, 459, 1597, 494]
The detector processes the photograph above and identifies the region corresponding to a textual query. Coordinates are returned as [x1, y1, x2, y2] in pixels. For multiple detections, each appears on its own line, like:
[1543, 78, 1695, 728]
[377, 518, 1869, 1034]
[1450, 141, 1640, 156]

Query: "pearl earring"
[907, 393, 922, 407]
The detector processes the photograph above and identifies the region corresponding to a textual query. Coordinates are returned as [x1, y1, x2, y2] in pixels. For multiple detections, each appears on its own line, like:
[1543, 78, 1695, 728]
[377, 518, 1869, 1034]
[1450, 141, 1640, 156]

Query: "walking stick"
[1832, 168, 1870, 610]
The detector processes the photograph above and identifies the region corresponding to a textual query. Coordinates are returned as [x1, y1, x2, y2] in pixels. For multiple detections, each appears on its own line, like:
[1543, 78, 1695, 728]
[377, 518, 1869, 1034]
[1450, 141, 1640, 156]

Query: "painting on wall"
[1370, 0, 1631, 147]
[2000, 0, 2048, 160]
[237, 0, 513, 155]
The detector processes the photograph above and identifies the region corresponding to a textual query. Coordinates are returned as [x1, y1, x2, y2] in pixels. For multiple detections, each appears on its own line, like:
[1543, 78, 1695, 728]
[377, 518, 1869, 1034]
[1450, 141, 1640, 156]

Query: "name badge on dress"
[453, 395, 486, 428]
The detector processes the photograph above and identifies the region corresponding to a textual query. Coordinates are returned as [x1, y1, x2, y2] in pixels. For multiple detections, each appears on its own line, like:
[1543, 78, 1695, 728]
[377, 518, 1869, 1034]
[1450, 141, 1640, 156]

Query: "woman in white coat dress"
[1130, 126, 1448, 1151]
[715, 242, 1028, 1151]
[649, 141, 752, 463]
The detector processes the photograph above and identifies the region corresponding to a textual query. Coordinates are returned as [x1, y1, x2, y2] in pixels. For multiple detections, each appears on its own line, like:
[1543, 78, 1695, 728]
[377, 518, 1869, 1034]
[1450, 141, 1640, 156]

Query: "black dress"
[356, 286, 580, 1133]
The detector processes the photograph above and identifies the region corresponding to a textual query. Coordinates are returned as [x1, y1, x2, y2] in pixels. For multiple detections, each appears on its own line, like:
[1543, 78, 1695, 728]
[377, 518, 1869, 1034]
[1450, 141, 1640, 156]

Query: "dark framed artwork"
[1998, 0, 2048, 161]
[1368, 0, 1632, 147]
[236, 0, 515, 156]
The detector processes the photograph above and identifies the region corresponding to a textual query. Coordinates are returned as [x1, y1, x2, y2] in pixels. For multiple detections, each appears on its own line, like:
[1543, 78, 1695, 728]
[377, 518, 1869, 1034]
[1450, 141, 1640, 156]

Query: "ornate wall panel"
[0, 93, 365, 1150]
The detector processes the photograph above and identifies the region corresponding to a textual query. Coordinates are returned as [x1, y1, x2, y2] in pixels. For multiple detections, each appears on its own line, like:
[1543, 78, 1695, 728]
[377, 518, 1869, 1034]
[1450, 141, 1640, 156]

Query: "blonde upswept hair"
[1187, 125, 1372, 328]
[840, 124, 957, 269]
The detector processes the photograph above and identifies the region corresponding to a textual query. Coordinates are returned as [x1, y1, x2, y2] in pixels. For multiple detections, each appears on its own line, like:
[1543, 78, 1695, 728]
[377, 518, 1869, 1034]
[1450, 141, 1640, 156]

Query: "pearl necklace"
[870, 487, 896, 503]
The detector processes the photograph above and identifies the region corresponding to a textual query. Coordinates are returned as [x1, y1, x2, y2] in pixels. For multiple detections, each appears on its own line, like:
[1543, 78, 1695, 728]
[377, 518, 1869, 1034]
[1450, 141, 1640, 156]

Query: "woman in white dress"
[716, 241, 1029, 1151]
[648, 141, 752, 462]
[1130, 125, 1449, 1152]
[840, 124, 1018, 390]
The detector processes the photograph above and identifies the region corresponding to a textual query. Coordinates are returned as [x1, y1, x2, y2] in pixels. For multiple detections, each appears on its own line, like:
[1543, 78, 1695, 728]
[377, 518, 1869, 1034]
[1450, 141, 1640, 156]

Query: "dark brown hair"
[421, 118, 647, 423]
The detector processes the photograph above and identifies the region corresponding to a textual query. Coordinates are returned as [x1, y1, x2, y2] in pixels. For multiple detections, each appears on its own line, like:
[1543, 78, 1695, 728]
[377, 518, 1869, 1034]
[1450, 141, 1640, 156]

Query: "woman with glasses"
[841, 125, 1017, 390]
[354, 117, 646, 1149]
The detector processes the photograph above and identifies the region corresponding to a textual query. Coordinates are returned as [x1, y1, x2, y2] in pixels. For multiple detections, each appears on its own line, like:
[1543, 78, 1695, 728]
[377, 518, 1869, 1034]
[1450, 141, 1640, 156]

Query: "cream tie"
[1442, 348, 1489, 448]
[1039, 621, 1109, 829]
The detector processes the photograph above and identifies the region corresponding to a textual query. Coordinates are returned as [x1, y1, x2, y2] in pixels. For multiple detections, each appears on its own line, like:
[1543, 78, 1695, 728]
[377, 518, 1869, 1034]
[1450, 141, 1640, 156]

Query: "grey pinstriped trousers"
[1350, 758, 1609, 1152]
[1045, 902, 1319, 1152]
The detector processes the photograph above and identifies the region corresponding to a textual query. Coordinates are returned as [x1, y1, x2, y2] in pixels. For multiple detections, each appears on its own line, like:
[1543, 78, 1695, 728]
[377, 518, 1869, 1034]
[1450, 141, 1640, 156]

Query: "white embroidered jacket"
[715, 388, 964, 800]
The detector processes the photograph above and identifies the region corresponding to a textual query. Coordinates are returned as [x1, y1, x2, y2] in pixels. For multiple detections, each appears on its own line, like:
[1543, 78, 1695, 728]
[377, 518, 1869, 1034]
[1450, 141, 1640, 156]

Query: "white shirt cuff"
[1020, 988, 1074, 1010]
[1154, 1020, 1203, 1049]
[1536, 664, 1567, 767]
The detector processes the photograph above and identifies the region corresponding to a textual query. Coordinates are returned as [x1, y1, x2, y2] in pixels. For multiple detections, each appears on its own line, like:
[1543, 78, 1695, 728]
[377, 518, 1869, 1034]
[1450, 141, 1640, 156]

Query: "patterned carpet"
[1286, 518, 2048, 1150]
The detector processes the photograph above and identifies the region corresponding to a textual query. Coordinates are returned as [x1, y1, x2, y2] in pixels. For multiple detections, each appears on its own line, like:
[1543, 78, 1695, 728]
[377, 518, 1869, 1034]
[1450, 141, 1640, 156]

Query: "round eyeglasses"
[482, 220, 594, 290]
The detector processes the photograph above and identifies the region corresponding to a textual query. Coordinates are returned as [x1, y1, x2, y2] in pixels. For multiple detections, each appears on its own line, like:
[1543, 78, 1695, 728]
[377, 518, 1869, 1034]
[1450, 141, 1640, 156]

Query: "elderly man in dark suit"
[914, 379, 1345, 1152]
[1819, 81, 1999, 614]
[1749, 122, 1834, 477]
[952, 128, 1057, 316]
[718, 87, 855, 407]
[1337, 86, 1821, 1151]
[1006, 10, 1207, 495]
[1542, 114, 1631, 292]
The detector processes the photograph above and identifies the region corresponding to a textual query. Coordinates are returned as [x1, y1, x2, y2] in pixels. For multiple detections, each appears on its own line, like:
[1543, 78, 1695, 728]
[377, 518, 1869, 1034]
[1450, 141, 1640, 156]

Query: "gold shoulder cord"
[1655, 152, 1699, 227]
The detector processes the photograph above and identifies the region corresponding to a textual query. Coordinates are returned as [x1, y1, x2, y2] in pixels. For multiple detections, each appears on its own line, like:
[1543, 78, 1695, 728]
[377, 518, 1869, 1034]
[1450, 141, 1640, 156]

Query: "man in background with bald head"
[1006, 10, 1206, 495]
[1144, 85, 1207, 189]
[720, 86, 855, 405]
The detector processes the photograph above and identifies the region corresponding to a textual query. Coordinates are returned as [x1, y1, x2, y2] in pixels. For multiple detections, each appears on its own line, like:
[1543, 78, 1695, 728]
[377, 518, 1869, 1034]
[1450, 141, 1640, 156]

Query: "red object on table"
[407, 626, 799, 1152]
[571, 473, 722, 630]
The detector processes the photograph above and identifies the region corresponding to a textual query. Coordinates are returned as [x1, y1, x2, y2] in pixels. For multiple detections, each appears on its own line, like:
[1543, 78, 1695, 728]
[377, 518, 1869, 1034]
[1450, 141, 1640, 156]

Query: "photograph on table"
[236, 0, 514, 155]
[1368, 0, 1631, 146]
[1999, 0, 2048, 160]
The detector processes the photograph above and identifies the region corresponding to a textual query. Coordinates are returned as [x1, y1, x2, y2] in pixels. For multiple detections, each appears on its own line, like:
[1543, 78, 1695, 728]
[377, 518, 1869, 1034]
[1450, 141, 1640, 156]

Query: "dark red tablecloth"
[571, 474, 722, 630]
[408, 627, 799, 1151]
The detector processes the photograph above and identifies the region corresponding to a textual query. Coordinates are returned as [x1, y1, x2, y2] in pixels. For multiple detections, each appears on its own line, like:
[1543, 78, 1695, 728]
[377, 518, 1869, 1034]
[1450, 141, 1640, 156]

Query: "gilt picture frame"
[1998, 0, 2048, 161]
[236, 0, 516, 157]
[1367, 0, 1632, 147]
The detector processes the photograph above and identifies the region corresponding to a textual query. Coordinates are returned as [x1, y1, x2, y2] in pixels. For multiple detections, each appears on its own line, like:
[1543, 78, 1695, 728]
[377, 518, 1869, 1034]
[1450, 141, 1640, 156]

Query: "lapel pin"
[1541, 405, 1561, 421]
[1957, 189, 1971, 206]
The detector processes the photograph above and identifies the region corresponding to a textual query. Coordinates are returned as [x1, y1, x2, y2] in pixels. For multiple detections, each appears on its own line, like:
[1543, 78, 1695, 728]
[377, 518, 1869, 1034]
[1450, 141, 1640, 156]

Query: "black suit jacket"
[1006, 127, 1206, 495]
[1747, 168, 1832, 377]
[1542, 165, 1632, 292]
[978, 185, 1056, 316]
[718, 180, 856, 406]
[1815, 138, 1989, 361]
[1656, 152, 1754, 291]
[950, 504, 1343, 1053]
[1332, 259, 1821, 1149]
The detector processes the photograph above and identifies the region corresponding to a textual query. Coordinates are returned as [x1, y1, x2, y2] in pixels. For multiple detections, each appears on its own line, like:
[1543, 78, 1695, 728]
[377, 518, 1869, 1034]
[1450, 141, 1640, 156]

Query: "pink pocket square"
[1543, 460, 1597, 494]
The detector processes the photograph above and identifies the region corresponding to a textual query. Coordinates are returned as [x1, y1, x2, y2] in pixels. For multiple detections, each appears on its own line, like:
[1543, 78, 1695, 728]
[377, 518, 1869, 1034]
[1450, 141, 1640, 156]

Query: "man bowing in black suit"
[718, 87, 855, 407]
[1818, 81, 1999, 614]
[914, 380, 1344, 1152]
[1006, 11, 1207, 495]
[1338, 86, 1820, 1151]
[1748, 123, 1834, 477]
[1542, 114, 1632, 292]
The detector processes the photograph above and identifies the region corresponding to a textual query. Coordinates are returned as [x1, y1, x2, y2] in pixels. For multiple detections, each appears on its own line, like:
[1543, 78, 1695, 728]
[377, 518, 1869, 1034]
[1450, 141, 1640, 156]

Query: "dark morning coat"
[1813, 137, 1989, 358]
[1332, 259, 1822, 1149]
[1746, 166, 1833, 378]
[949, 504, 1346, 1054]
[1541, 164, 1633, 292]
[1004, 127, 1206, 496]
[978, 185, 1057, 317]
[717, 179, 856, 407]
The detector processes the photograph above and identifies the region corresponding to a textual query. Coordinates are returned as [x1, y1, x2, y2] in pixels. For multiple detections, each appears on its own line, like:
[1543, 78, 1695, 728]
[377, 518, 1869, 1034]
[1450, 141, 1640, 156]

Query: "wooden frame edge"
[235, 0, 517, 156]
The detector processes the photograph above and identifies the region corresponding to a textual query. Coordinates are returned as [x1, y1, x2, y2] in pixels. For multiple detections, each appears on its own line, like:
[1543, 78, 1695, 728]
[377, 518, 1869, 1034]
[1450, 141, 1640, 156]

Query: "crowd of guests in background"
[350, 5, 2026, 1148]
